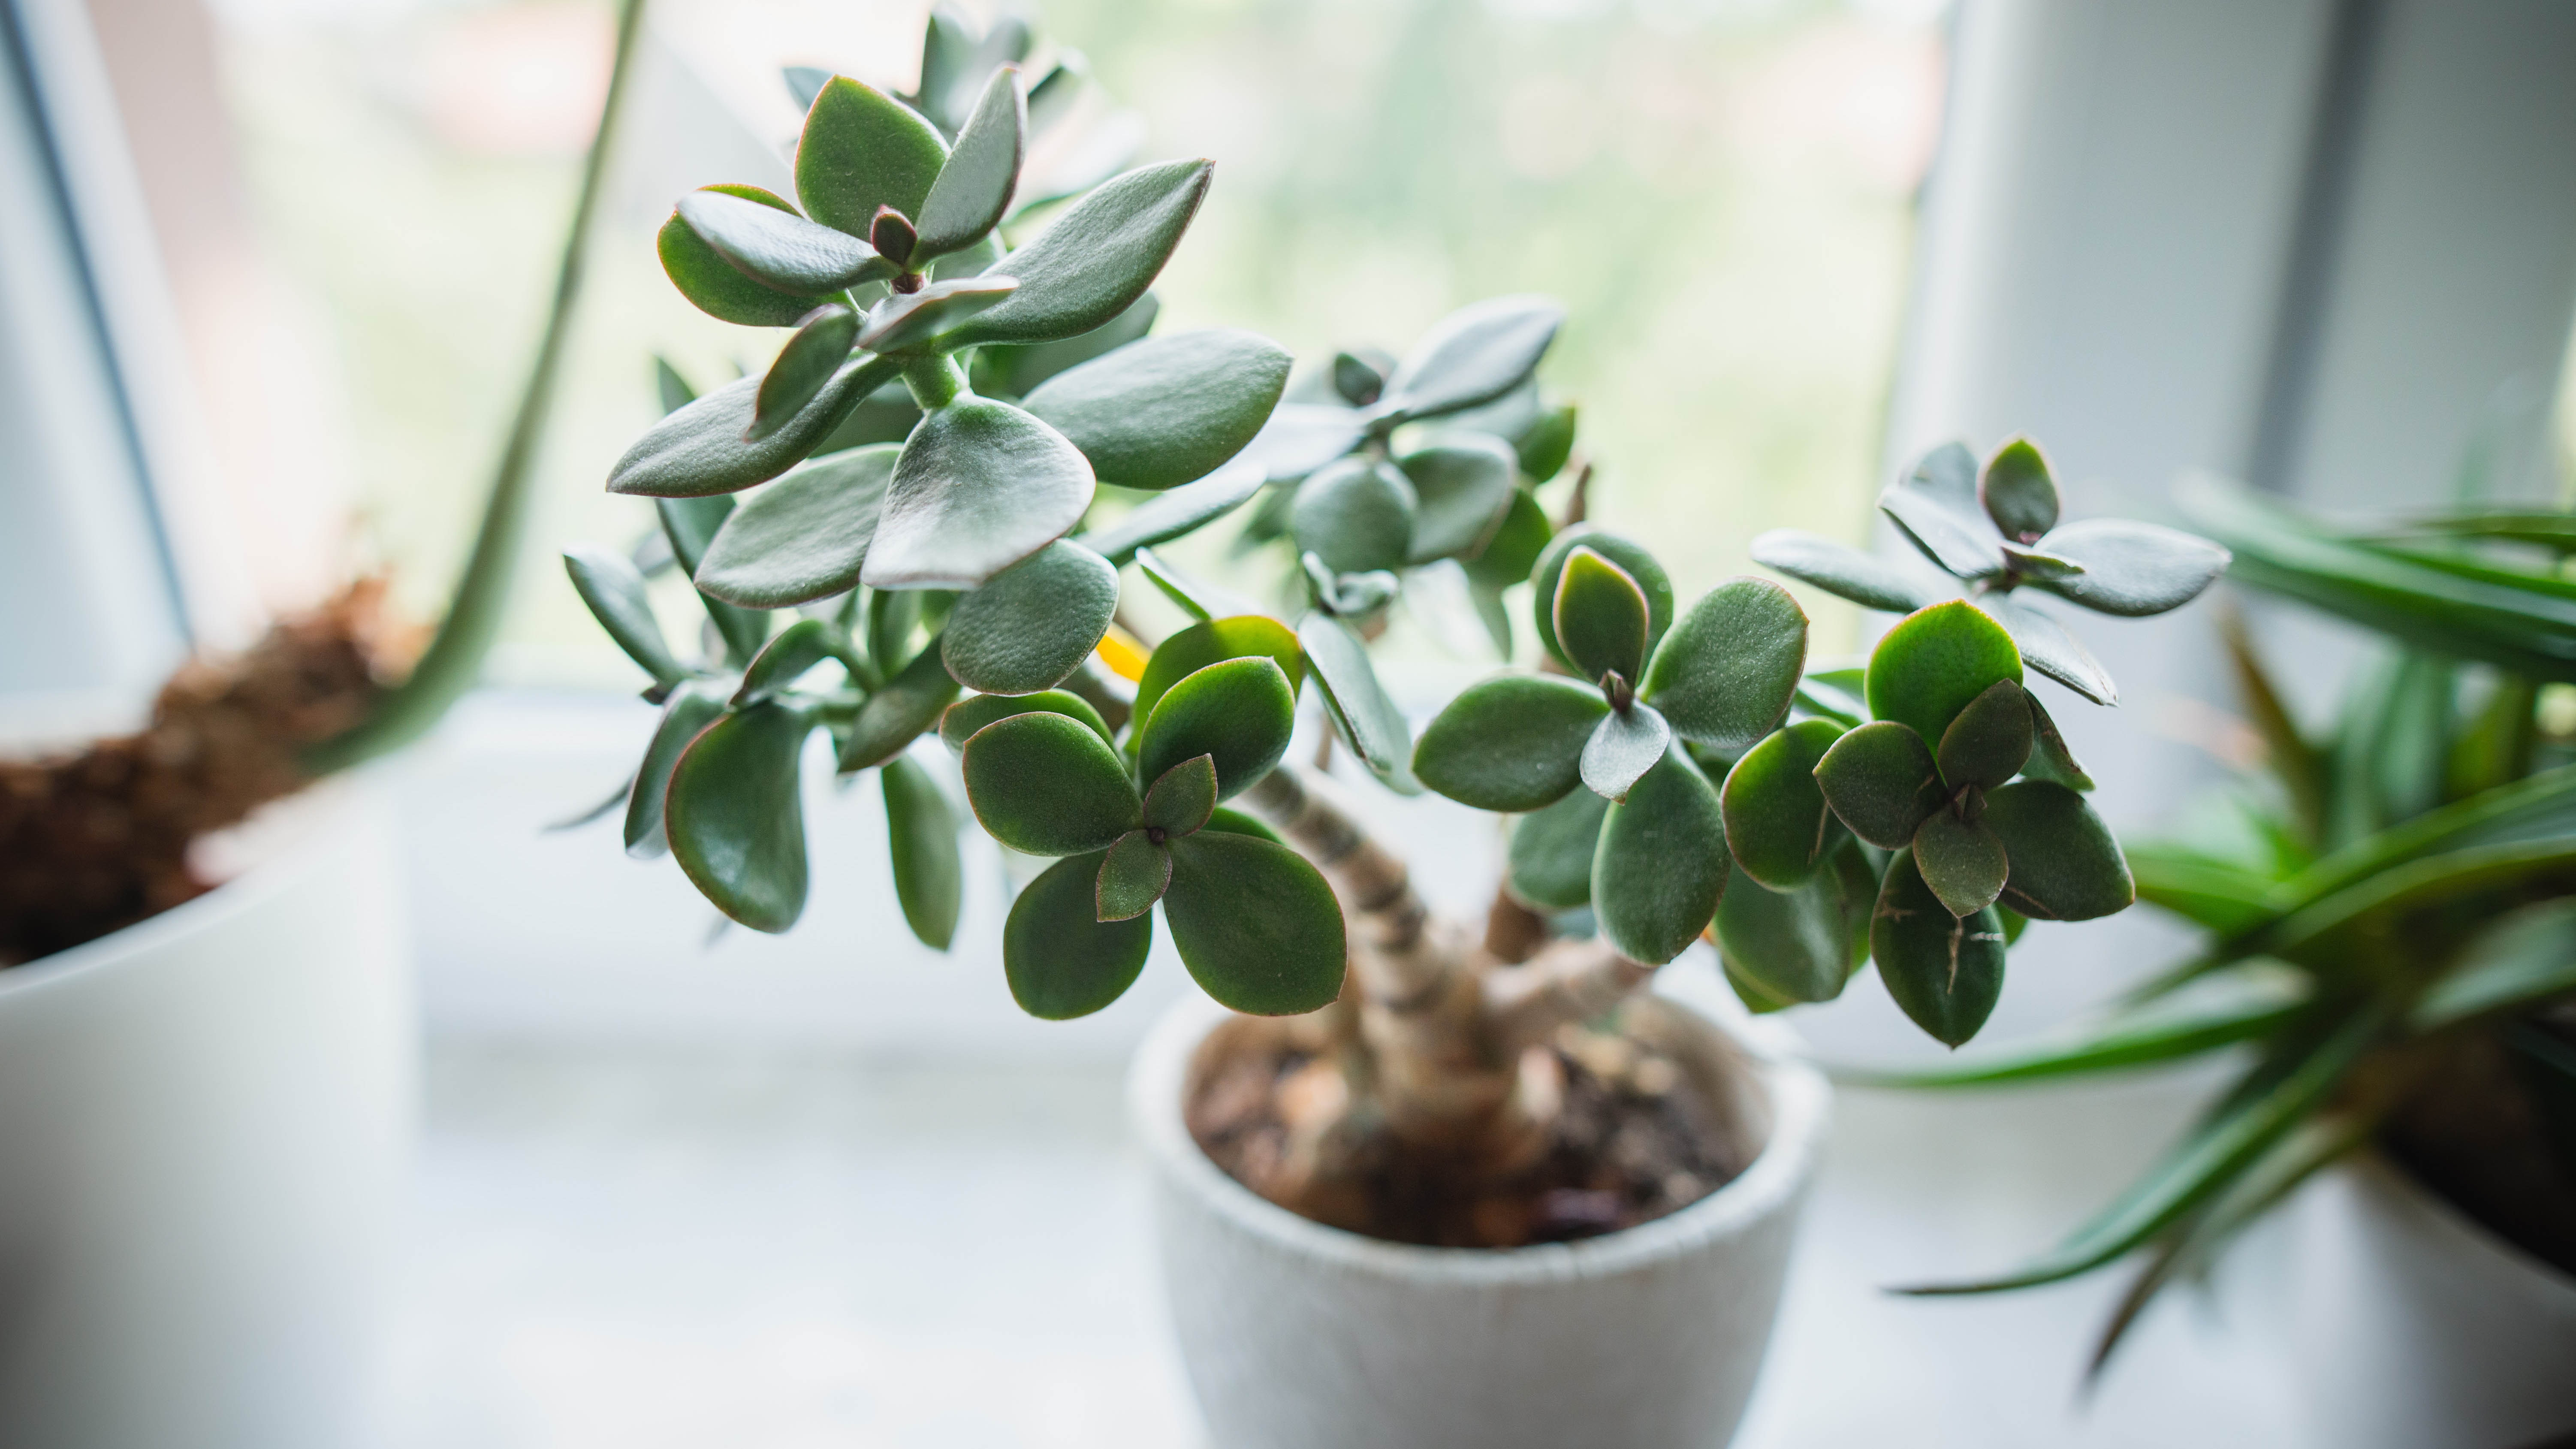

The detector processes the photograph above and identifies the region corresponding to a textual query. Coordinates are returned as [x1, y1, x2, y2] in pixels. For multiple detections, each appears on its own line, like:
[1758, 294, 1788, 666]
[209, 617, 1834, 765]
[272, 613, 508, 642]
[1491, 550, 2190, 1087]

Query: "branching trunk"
[1235, 765, 1659, 1212]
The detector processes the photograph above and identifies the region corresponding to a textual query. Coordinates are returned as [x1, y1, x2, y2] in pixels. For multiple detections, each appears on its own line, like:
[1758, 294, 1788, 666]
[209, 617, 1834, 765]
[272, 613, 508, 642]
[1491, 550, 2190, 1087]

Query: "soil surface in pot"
[1188, 1023, 1751, 1248]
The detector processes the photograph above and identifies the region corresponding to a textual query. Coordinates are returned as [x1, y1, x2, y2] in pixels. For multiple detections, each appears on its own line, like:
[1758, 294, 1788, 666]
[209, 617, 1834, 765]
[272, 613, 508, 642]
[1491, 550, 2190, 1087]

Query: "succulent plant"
[1752, 438, 2230, 703]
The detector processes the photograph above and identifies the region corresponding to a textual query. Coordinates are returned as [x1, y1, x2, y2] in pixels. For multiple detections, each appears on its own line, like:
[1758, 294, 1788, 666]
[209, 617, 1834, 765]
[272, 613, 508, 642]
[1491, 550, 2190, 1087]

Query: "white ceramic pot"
[1130, 991, 1829, 1449]
[0, 784, 410, 1449]
[2289, 1153, 2576, 1449]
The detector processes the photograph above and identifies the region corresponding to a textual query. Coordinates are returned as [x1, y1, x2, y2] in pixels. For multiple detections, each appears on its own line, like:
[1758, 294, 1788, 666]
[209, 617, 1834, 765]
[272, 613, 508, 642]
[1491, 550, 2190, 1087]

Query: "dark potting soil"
[1189, 1026, 1751, 1249]
[2381, 1023, 2576, 1277]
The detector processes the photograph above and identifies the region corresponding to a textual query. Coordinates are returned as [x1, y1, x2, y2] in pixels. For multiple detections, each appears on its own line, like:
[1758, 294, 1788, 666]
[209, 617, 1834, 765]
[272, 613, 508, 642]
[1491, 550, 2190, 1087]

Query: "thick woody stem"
[1482, 936, 1657, 1059]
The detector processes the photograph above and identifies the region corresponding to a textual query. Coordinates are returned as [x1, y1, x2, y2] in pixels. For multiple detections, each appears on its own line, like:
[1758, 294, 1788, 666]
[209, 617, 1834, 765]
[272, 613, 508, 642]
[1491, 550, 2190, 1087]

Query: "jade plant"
[570, 14, 2220, 1222]
[1862, 475, 2576, 1372]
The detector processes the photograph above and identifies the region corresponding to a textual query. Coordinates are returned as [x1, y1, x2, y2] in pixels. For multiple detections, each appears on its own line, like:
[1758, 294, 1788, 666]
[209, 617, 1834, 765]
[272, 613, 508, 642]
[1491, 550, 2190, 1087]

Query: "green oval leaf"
[1882, 441, 2004, 580]
[1137, 656, 1297, 801]
[1413, 673, 1605, 812]
[1162, 830, 1347, 1015]
[960, 709, 1141, 854]
[941, 540, 1117, 694]
[1077, 461, 1267, 565]
[610, 355, 904, 499]
[1866, 599, 2024, 747]
[1714, 840, 1869, 1005]
[1508, 784, 1609, 909]
[1132, 615, 1305, 741]
[863, 397, 1095, 589]
[657, 186, 819, 327]
[914, 67, 1023, 260]
[1553, 546, 1650, 684]
[732, 618, 839, 707]
[939, 688, 1112, 753]
[1985, 781, 2134, 921]
[1980, 437, 2059, 542]
[1143, 753, 1219, 836]
[1977, 593, 2116, 706]
[1580, 702, 1669, 803]
[1096, 829, 1173, 921]
[751, 305, 860, 441]
[696, 445, 896, 608]
[839, 637, 961, 771]
[941, 160, 1213, 348]
[1516, 402, 1578, 483]
[1749, 529, 1941, 615]
[1462, 486, 1553, 591]
[675, 187, 888, 295]
[563, 543, 686, 686]
[1293, 456, 1417, 575]
[1020, 329, 1294, 491]
[1300, 613, 1413, 782]
[1232, 401, 1366, 482]
[1005, 851, 1152, 1019]
[1592, 750, 1729, 965]
[622, 679, 729, 859]
[1720, 718, 1848, 890]
[1871, 848, 2008, 1047]
[1934, 678, 2034, 791]
[796, 75, 948, 239]
[1638, 575, 1810, 748]
[1533, 528, 1674, 672]
[1381, 295, 1564, 421]
[667, 703, 814, 933]
[1913, 810, 2008, 918]
[1813, 719, 1942, 850]
[1400, 437, 1517, 564]
[882, 752, 962, 949]
[2032, 519, 2231, 617]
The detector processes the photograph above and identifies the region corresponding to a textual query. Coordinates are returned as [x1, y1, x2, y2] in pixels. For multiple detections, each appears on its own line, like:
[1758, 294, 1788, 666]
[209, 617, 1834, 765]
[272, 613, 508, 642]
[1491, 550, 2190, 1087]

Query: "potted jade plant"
[0, 5, 645, 1446]
[573, 12, 2231, 1443]
[1839, 475, 2576, 1448]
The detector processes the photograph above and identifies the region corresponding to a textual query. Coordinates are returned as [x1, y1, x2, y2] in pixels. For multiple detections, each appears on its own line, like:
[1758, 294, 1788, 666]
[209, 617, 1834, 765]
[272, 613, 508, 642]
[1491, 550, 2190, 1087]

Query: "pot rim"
[1128, 985, 1830, 1285]
[0, 780, 369, 1005]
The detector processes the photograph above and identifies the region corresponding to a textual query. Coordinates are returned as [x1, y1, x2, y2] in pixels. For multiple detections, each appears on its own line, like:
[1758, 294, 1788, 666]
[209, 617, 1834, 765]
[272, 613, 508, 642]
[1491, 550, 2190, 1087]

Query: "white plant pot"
[2288, 1152, 2576, 1449]
[0, 784, 410, 1449]
[1130, 990, 1828, 1449]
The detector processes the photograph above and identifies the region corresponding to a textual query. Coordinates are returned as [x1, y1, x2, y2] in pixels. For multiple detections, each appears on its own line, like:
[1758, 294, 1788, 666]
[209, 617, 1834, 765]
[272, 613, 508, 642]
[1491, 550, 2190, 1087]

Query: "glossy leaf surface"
[1131, 615, 1303, 741]
[1532, 528, 1673, 671]
[1867, 599, 2025, 747]
[1882, 441, 2004, 579]
[622, 680, 728, 859]
[960, 709, 1141, 854]
[2033, 518, 2231, 617]
[658, 186, 820, 326]
[1301, 613, 1414, 781]
[1720, 718, 1848, 890]
[1985, 781, 2134, 921]
[939, 688, 1112, 753]
[1005, 851, 1152, 1018]
[1749, 529, 1940, 614]
[1137, 656, 1297, 800]
[863, 397, 1094, 589]
[1714, 842, 1869, 1005]
[1638, 576, 1809, 748]
[839, 640, 960, 771]
[941, 539, 1118, 693]
[1914, 810, 2009, 918]
[751, 305, 859, 440]
[857, 276, 1018, 354]
[1413, 673, 1606, 811]
[1163, 831, 1347, 1015]
[695, 445, 895, 607]
[1142, 753, 1219, 836]
[564, 543, 687, 686]
[1872, 849, 2008, 1046]
[1980, 437, 2059, 541]
[1232, 402, 1366, 482]
[795, 76, 948, 239]
[1553, 547, 1650, 684]
[1508, 785, 1609, 910]
[1579, 702, 1670, 803]
[882, 753, 962, 949]
[610, 355, 902, 498]
[1096, 829, 1172, 921]
[667, 703, 813, 933]
[1978, 593, 2116, 706]
[732, 618, 838, 706]
[676, 187, 888, 296]
[1592, 751, 1729, 965]
[2022, 690, 2096, 791]
[913, 68, 1023, 259]
[941, 160, 1212, 347]
[1380, 295, 1564, 420]
[1935, 679, 2035, 791]
[1021, 329, 1292, 490]
[1814, 720, 1943, 850]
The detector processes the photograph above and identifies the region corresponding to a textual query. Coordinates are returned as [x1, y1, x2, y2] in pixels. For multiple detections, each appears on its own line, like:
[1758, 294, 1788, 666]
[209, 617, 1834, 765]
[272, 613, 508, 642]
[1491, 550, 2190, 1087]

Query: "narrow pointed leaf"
[564, 543, 687, 686]
[858, 276, 1019, 355]
[1872, 849, 2008, 1046]
[940, 689, 1112, 753]
[2415, 900, 2576, 1029]
[1163, 831, 1347, 1015]
[1137, 548, 1217, 621]
[1592, 750, 1728, 965]
[1721, 718, 1848, 890]
[667, 703, 814, 933]
[1867, 599, 2024, 746]
[882, 752, 962, 949]
[1381, 295, 1565, 420]
[941, 160, 1213, 347]
[1021, 329, 1293, 490]
[751, 305, 859, 441]
[1131, 616, 1304, 740]
[1293, 456, 1417, 574]
[696, 445, 895, 608]
[1096, 829, 1173, 921]
[1985, 781, 2133, 921]
[622, 679, 728, 859]
[1534, 528, 1673, 670]
[960, 710, 1142, 854]
[1750, 529, 1941, 614]
[863, 397, 1095, 589]
[1814, 720, 1943, 850]
[1078, 462, 1267, 565]
[914, 67, 1023, 260]
[1553, 546, 1650, 684]
[796, 75, 949, 239]
[732, 618, 838, 706]
[658, 186, 822, 326]
[1137, 656, 1297, 801]
[1913, 811, 2008, 918]
[840, 639, 961, 771]
[676, 187, 889, 294]
[2126, 841, 2276, 934]
[1400, 437, 1517, 563]
[1936, 679, 2035, 790]
[2033, 519, 2230, 617]
[1414, 673, 1606, 811]
[1980, 437, 2059, 541]
[1638, 576, 1810, 748]
[1843, 981, 2309, 1088]
[1005, 851, 1152, 1019]
[941, 539, 1118, 694]
[1143, 754, 1220, 836]
[1508, 785, 1609, 909]
[611, 355, 904, 498]
[1300, 613, 1412, 779]
[1580, 703, 1670, 802]
[1882, 441, 2005, 579]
